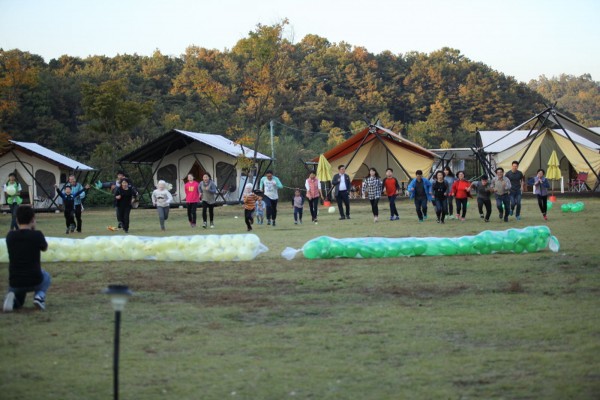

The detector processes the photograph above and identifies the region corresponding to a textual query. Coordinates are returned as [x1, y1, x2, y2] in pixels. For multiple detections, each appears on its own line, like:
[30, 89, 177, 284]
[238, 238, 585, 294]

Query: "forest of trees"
[1, 20, 599, 185]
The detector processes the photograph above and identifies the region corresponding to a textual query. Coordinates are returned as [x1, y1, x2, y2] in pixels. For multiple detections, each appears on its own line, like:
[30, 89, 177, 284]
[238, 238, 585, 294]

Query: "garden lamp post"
[103, 285, 133, 400]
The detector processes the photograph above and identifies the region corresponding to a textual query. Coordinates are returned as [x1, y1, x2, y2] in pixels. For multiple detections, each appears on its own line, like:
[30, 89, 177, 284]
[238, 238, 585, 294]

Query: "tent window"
[216, 162, 236, 192]
[35, 169, 56, 200]
[157, 164, 177, 193]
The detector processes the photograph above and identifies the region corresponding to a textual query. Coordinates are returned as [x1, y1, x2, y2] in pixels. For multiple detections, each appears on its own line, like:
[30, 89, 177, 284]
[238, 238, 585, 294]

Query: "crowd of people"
[1, 162, 554, 312]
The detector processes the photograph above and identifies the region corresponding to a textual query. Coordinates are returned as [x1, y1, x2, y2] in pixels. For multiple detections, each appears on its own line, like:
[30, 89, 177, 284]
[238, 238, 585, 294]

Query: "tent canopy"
[119, 129, 270, 163]
[314, 125, 435, 182]
[2, 141, 95, 171]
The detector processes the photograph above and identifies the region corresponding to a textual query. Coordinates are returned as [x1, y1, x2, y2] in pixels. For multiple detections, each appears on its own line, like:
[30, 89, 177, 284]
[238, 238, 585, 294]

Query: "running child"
[292, 188, 304, 224]
[242, 184, 260, 231]
[55, 183, 90, 234]
[152, 180, 173, 231]
[469, 175, 493, 222]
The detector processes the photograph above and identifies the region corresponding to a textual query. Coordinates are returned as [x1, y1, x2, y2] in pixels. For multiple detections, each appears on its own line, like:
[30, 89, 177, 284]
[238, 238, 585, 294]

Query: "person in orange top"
[242, 183, 260, 231]
[450, 171, 471, 221]
[382, 168, 400, 220]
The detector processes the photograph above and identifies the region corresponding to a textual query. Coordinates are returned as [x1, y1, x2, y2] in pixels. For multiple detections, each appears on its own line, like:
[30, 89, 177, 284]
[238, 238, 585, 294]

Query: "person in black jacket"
[114, 179, 138, 233]
[3, 206, 50, 312]
[331, 165, 351, 220]
[56, 183, 90, 234]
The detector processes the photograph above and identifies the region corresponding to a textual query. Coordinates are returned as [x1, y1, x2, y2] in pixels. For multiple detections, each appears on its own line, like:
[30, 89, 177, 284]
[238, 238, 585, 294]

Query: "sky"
[1, 0, 599, 83]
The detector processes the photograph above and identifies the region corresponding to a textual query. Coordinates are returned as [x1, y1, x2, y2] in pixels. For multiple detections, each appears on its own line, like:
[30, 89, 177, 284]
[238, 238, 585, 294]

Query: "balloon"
[547, 201, 553, 210]
[6, 186, 16, 196]
[328, 206, 336, 214]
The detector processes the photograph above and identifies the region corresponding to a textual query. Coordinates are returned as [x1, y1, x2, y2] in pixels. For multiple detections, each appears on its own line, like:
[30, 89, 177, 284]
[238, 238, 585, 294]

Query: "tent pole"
[9, 150, 61, 210]
[136, 140, 174, 206]
[342, 125, 374, 173]
[481, 108, 549, 152]
[371, 131, 413, 180]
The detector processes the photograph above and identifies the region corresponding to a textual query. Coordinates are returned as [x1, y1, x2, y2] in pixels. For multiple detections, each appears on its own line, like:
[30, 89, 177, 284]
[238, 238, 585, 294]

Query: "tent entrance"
[185, 161, 206, 183]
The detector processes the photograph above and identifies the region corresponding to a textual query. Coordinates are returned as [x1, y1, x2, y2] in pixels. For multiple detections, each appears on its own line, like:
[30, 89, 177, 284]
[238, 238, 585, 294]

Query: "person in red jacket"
[450, 171, 471, 221]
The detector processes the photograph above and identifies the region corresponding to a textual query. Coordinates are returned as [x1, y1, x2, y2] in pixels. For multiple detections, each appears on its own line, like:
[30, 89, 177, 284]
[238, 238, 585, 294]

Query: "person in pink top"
[184, 174, 201, 227]
[305, 172, 323, 223]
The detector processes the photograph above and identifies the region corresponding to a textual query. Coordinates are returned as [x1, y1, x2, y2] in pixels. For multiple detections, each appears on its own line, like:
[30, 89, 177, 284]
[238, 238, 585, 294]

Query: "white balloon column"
[0, 234, 268, 263]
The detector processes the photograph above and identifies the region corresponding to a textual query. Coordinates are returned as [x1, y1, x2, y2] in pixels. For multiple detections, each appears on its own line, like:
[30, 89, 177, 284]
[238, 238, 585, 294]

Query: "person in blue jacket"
[407, 170, 432, 222]
[64, 175, 86, 233]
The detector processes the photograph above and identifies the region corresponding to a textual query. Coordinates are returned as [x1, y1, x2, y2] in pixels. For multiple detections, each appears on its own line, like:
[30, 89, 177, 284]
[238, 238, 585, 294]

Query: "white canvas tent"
[477, 108, 600, 191]
[0, 141, 96, 209]
[118, 129, 272, 204]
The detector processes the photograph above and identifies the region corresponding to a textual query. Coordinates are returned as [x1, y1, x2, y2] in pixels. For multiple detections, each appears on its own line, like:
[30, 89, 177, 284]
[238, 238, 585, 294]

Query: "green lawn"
[1, 197, 599, 399]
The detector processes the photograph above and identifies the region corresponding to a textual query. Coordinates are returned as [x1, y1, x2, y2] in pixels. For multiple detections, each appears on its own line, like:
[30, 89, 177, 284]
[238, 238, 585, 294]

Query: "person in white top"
[259, 170, 283, 226]
[152, 180, 173, 231]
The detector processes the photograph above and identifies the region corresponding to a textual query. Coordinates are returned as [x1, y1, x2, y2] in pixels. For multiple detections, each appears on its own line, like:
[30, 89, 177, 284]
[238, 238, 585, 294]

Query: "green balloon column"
[282, 226, 559, 260]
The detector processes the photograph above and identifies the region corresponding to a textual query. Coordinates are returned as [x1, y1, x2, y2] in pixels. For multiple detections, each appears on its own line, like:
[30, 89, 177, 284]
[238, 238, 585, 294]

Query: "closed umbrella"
[546, 150, 561, 199]
[316, 154, 333, 203]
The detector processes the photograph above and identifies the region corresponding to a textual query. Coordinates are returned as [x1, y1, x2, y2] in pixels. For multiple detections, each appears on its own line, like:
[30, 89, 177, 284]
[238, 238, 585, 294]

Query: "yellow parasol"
[546, 150, 561, 196]
[316, 154, 333, 182]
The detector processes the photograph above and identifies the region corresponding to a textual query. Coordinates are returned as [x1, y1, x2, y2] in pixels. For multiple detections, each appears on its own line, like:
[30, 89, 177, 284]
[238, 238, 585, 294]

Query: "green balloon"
[438, 238, 457, 256]
[412, 240, 427, 256]
[561, 203, 572, 212]
[455, 238, 472, 255]
[343, 242, 359, 258]
[547, 201, 553, 210]
[328, 241, 345, 258]
[303, 242, 320, 259]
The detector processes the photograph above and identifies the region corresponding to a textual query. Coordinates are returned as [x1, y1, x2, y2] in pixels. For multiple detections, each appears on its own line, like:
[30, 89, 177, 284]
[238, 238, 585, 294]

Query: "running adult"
[364, 167, 383, 223]
[332, 165, 351, 220]
[450, 171, 471, 221]
[64, 175, 86, 233]
[443, 167, 456, 219]
[408, 170, 432, 222]
[200, 173, 218, 228]
[505, 161, 525, 221]
[305, 172, 323, 223]
[491, 167, 512, 222]
[260, 170, 283, 226]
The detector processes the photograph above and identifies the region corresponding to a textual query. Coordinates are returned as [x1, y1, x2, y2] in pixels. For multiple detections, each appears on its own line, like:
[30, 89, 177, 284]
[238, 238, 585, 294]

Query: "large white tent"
[0, 141, 96, 209]
[119, 129, 272, 204]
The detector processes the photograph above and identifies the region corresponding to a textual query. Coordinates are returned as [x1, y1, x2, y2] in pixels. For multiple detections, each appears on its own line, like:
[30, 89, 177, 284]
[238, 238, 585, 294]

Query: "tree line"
[1, 20, 598, 184]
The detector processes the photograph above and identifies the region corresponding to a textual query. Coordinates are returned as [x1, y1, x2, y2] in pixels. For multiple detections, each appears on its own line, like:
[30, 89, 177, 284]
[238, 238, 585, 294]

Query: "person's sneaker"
[202, 222, 207, 229]
[3, 292, 15, 312]
[460, 217, 465, 221]
[516, 216, 521, 221]
[436, 219, 440, 223]
[346, 216, 351, 219]
[418, 219, 424, 223]
[394, 216, 400, 220]
[499, 213, 503, 219]
[480, 214, 484, 219]
[509, 210, 513, 216]
[484, 219, 490, 222]
[441, 220, 445, 224]
[210, 224, 215, 229]
[70, 224, 75, 232]
[455, 214, 460, 219]
[390, 216, 394, 221]
[247, 227, 253, 231]
[267, 220, 272, 225]
[272, 221, 276, 227]
[423, 215, 428, 220]
[339, 216, 346, 220]
[294, 221, 298, 225]
[33, 296, 45, 311]
[118, 222, 123, 229]
[543, 215, 548, 221]
[65, 228, 70, 234]
[314, 219, 318, 223]
[299, 220, 302, 224]
[504, 218, 509, 222]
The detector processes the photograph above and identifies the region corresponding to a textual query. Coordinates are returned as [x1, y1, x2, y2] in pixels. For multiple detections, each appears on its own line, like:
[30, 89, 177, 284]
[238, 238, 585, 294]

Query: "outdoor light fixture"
[103, 284, 133, 400]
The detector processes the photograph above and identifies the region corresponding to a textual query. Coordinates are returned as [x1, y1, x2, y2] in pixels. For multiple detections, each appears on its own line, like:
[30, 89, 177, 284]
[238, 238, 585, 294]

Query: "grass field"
[1, 197, 599, 399]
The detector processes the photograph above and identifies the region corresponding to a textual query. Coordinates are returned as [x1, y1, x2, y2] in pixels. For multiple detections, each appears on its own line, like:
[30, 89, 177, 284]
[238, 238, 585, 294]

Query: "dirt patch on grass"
[363, 283, 470, 300]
